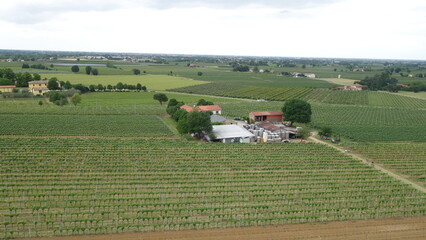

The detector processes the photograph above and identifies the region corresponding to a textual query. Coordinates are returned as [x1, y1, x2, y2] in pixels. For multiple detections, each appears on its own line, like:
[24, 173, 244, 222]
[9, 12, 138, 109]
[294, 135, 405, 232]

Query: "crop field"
[40, 74, 207, 90]
[80, 92, 239, 107]
[168, 83, 243, 96]
[303, 89, 369, 105]
[343, 142, 426, 187]
[0, 98, 165, 116]
[1, 138, 425, 239]
[0, 114, 173, 137]
[221, 87, 313, 101]
[312, 105, 426, 141]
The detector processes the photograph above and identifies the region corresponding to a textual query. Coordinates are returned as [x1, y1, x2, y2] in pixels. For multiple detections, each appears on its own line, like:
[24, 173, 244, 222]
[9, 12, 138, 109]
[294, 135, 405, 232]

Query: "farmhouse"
[332, 84, 363, 91]
[211, 125, 254, 143]
[249, 111, 282, 123]
[180, 105, 222, 115]
[28, 80, 49, 95]
[0, 85, 16, 93]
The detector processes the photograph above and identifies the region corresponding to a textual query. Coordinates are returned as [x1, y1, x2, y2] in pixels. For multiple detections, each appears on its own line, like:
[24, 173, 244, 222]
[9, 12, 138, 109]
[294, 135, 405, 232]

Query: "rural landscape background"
[1, 0, 426, 239]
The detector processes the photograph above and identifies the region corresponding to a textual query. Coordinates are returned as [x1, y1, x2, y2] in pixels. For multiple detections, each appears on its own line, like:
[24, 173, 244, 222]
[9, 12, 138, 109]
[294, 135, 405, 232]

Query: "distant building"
[0, 85, 16, 93]
[249, 111, 283, 123]
[211, 125, 254, 143]
[180, 105, 222, 115]
[332, 84, 363, 91]
[28, 80, 49, 95]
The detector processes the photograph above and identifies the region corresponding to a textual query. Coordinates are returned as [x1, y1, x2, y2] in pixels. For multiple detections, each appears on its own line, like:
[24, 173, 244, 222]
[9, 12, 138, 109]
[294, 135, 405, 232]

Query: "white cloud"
[1, 0, 425, 59]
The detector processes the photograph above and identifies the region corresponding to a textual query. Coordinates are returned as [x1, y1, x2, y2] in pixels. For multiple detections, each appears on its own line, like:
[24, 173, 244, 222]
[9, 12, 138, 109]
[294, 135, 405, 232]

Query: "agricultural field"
[40, 74, 207, 90]
[342, 142, 426, 187]
[0, 114, 173, 137]
[221, 87, 313, 101]
[168, 83, 243, 96]
[80, 92, 240, 107]
[311, 104, 426, 142]
[1, 138, 425, 239]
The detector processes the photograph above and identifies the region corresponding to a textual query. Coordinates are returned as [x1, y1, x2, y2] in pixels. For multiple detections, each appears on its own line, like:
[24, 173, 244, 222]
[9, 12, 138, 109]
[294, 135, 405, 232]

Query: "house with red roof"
[0, 85, 16, 93]
[180, 105, 222, 115]
[249, 111, 283, 123]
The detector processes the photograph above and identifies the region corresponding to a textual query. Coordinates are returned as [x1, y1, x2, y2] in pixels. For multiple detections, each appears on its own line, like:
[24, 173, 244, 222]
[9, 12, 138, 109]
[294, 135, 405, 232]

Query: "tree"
[48, 92, 68, 106]
[97, 84, 104, 91]
[136, 83, 142, 91]
[116, 82, 124, 90]
[196, 99, 214, 106]
[107, 84, 113, 90]
[153, 93, 168, 105]
[89, 85, 96, 92]
[319, 126, 332, 137]
[73, 84, 89, 93]
[71, 65, 80, 73]
[33, 73, 41, 80]
[296, 127, 311, 139]
[85, 66, 92, 75]
[0, 78, 13, 85]
[183, 111, 212, 136]
[47, 78, 60, 90]
[132, 69, 141, 75]
[22, 63, 30, 68]
[197, 72, 203, 76]
[142, 86, 147, 91]
[0, 68, 16, 80]
[91, 68, 99, 75]
[15, 72, 33, 87]
[282, 99, 312, 124]
[70, 93, 81, 106]
[64, 81, 72, 90]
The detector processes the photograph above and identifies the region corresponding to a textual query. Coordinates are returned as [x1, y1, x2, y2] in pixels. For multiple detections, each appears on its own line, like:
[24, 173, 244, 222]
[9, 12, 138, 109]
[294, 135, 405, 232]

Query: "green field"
[0, 114, 173, 137]
[40, 74, 207, 90]
[312, 104, 426, 141]
[1, 138, 424, 239]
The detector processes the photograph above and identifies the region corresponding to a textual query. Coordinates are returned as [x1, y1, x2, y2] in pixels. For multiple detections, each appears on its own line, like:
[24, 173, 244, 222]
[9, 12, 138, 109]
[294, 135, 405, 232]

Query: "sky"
[1, 0, 426, 60]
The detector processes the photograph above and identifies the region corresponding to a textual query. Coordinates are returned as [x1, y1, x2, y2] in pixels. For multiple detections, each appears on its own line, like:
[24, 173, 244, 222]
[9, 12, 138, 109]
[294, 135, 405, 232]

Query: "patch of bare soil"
[19, 216, 426, 240]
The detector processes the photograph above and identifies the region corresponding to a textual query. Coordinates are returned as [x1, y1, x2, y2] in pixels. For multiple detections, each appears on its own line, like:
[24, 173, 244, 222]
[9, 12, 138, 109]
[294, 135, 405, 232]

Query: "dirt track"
[19, 216, 426, 240]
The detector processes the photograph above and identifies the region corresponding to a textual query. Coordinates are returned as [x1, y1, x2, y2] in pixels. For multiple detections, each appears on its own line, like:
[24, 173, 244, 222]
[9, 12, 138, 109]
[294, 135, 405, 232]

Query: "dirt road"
[19, 216, 426, 240]
[308, 135, 426, 193]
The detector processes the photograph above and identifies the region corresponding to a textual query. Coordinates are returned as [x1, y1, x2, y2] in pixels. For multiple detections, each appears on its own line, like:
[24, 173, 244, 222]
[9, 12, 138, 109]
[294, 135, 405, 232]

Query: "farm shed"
[0, 85, 16, 93]
[249, 111, 283, 123]
[211, 125, 254, 143]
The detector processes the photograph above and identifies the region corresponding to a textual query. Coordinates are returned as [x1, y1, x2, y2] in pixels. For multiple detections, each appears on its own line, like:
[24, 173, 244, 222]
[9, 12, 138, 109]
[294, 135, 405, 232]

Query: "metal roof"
[212, 125, 254, 139]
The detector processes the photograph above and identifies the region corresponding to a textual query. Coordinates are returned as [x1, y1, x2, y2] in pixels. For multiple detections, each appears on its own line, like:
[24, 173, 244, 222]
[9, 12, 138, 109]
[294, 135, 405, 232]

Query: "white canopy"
[212, 125, 254, 139]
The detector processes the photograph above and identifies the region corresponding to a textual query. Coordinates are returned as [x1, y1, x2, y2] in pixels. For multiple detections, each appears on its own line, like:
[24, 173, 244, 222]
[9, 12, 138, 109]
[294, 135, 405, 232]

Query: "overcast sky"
[1, 0, 425, 60]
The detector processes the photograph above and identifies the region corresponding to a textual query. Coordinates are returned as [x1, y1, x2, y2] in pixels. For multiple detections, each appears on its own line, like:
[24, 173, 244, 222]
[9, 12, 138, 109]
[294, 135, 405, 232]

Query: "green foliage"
[47, 78, 60, 90]
[319, 126, 333, 137]
[296, 126, 311, 139]
[70, 93, 81, 106]
[0, 68, 16, 80]
[183, 111, 212, 135]
[63, 81, 72, 90]
[71, 65, 80, 73]
[0, 78, 13, 85]
[282, 99, 312, 124]
[91, 68, 99, 75]
[85, 66, 92, 75]
[132, 69, 141, 75]
[196, 99, 214, 106]
[48, 91, 68, 106]
[357, 72, 397, 91]
[15, 72, 33, 87]
[197, 72, 203, 76]
[153, 93, 168, 105]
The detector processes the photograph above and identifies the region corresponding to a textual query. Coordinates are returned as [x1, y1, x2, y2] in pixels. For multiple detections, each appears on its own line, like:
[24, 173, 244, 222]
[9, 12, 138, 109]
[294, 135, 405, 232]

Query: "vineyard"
[312, 105, 426, 141]
[302, 89, 426, 108]
[221, 87, 313, 101]
[0, 114, 173, 137]
[343, 142, 426, 187]
[1, 138, 425, 239]
[168, 83, 243, 96]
